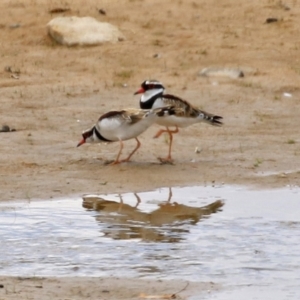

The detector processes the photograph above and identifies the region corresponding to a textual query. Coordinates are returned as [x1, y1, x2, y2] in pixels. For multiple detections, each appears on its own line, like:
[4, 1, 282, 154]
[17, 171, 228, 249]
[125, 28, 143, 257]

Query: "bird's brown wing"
[162, 94, 200, 118]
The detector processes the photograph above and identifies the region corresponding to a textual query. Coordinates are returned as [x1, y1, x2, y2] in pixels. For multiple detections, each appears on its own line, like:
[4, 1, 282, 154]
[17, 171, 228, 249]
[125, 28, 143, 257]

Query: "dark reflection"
[82, 188, 224, 242]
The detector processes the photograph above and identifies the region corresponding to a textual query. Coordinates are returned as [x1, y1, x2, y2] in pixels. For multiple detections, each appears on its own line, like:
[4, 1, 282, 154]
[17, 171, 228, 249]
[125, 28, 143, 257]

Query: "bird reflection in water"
[82, 188, 224, 242]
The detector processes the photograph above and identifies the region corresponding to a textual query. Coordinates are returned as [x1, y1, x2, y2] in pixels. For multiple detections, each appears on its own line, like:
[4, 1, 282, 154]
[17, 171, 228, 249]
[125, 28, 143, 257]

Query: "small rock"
[199, 67, 244, 79]
[0, 284, 4, 288]
[11, 74, 20, 80]
[0, 125, 10, 132]
[9, 23, 21, 29]
[99, 9, 106, 15]
[195, 147, 202, 154]
[153, 53, 161, 58]
[265, 18, 278, 24]
[0, 125, 16, 132]
[4, 66, 20, 74]
[283, 92, 292, 97]
[49, 8, 71, 14]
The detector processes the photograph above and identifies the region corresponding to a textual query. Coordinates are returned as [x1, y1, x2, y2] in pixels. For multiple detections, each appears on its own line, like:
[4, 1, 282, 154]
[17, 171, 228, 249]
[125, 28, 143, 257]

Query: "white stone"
[283, 92, 292, 98]
[47, 16, 125, 46]
[199, 67, 244, 79]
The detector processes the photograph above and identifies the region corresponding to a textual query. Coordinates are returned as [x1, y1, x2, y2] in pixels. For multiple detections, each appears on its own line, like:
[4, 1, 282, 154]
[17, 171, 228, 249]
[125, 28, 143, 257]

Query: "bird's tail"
[200, 111, 223, 126]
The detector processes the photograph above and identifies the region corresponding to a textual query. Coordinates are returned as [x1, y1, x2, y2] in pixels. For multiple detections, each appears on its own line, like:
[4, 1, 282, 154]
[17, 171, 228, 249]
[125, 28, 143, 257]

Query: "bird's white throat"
[140, 88, 164, 103]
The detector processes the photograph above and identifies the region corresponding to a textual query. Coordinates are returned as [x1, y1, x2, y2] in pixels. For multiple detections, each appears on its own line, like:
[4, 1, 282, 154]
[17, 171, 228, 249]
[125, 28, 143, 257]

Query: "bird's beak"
[134, 87, 145, 95]
[77, 138, 86, 147]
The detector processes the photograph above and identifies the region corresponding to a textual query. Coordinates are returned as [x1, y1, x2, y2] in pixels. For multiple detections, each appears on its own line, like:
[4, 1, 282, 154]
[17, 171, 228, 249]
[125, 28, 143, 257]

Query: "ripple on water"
[0, 185, 300, 298]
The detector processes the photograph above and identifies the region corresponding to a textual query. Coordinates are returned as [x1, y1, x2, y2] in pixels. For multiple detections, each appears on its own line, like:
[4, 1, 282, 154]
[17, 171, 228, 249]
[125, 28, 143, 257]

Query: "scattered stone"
[276, 1, 290, 10]
[5, 66, 20, 79]
[0, 284, 4, 288]
[9, 23, 21, 29]
[153, 53, 161, 58]
[1, 125, 10, 132]
[4, 66, 20, 74]
[11, 74, 20, 79]
[279, 173, 287, 178]
[99, 8, 106, 15]
[49, 8, 71, 14]
[47, 16, 125, 46]
[265, 18, 278, 24]
[199, 67, 244, 79]
[0, 125, 16, 132]
[195, 147, 202, 154]
[283, 92, 292, 97]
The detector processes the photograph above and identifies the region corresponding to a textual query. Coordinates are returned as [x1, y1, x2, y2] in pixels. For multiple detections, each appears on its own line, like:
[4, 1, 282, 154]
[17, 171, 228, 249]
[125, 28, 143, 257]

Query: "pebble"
[283, 92, 292, 98]
[0, 125, 16, 132]
[49, 8, 71, 14]
[4, 66, 20, 74]
[11, 74, 19, 79]
[265, 18, 278, 24]
[99, 8, 106, 15]
[195, 147, 202, 154]
[153, 53, 161, 58]
[9, 24, 21, 29]
[199, 67, 244, 79]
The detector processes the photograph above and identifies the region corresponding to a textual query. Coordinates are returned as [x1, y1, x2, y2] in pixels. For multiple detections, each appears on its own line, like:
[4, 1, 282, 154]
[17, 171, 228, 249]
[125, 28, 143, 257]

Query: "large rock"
[47, 16, 125, 46]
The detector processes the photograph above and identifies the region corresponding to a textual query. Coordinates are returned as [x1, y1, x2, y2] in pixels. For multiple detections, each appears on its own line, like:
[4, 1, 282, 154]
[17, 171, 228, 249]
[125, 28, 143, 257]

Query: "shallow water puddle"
[1, 186, 300, 298]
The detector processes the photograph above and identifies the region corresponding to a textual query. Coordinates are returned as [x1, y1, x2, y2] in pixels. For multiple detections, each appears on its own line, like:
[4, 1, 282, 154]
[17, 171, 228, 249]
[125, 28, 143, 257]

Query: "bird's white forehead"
[145, 80, 162, 85]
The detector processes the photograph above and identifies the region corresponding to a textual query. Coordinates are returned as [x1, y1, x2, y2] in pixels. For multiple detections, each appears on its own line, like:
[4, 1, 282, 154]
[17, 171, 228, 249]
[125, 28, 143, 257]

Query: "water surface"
[1, 185, 300, 299]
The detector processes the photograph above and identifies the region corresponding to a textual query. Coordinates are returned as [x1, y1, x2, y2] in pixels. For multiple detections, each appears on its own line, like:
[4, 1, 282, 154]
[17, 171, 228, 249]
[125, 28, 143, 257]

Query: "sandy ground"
[1, 0, 300, 298]
[0, 276, 220, 300]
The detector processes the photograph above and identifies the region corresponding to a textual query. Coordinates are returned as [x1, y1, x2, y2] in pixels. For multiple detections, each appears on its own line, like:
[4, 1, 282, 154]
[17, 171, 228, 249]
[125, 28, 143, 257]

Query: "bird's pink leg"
[120, 138, 141, 163]
[153, 126, 179, 139]
[110, 140, 124, 165]
[156, 127, 179, 163]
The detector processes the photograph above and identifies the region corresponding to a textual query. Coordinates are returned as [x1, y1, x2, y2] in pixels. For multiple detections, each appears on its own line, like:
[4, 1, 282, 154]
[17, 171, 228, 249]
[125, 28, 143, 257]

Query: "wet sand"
[0, 276, 219, 300]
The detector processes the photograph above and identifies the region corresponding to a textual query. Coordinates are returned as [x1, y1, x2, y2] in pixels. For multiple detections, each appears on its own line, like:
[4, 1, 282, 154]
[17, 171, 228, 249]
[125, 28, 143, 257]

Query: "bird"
[77, 106, 175, 165]
[134, 80, 223, 162]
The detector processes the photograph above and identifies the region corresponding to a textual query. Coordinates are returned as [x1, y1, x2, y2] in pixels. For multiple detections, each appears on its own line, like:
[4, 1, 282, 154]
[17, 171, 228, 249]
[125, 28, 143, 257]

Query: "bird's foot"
[157, 157, 174, 165]
[153, 132, 163, 139]
[119, 158, 131, 163]
[104, 159, 121, 165]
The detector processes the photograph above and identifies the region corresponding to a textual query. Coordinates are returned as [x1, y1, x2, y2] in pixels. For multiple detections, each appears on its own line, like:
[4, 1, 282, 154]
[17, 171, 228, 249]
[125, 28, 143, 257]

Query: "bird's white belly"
[155, 115, 198, 128]
[99, 115, 155, 141]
